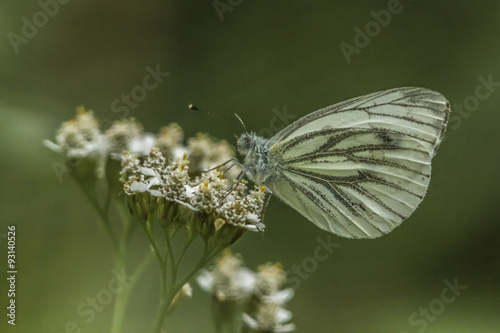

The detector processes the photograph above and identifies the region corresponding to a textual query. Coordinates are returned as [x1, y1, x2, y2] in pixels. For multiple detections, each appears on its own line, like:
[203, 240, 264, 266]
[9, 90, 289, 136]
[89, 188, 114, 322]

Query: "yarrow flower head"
[44, 106, 108, 178]
[44, 107, 191, 181]
[197, 253, 296, 333]
[196, 250, 256, 333]
[44, 106, 104, 157]
[155, 123, 186, 161]
[45, 106, 289, 332]
[121, 146, 265, 244]
[197, 250, 256, 301]
[45, 105, 265, 242]
[105, 117, 154, 159]
[187, 133, 237, 176]
[243, 263, 296, 332]
[242, 302, 295, 333]
[253, 263, 291, 300]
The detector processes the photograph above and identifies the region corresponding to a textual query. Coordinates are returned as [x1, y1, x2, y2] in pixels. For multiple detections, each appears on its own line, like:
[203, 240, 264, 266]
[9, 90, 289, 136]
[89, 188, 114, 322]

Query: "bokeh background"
[1, 1, 499, 332]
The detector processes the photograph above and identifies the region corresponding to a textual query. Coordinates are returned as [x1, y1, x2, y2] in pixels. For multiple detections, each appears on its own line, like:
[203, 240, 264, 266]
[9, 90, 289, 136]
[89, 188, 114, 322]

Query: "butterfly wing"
[265, 87, 450, 238]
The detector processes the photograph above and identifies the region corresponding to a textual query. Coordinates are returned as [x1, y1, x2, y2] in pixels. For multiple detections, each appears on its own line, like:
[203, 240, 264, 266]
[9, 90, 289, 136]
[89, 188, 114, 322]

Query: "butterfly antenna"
[234, 113, 248, 134]
[188, 104, 244, 133]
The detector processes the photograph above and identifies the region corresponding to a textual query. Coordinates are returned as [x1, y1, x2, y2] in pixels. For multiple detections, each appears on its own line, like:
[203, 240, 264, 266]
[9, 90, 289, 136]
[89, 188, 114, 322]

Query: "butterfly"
[235, 87, 450, 239]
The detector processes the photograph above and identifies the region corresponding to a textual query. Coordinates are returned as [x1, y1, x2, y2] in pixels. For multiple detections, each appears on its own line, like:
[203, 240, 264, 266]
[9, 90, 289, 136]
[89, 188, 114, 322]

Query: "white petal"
[243, 219, 265, 231]
[173, 146, 188, 159]
[181, 283, 193, 298]
[86, 140, 108, 157]
[149, 189, 165, 197]
[145, 176, 161, 188]
[246, 213, 261, 223]
[241, 224, 259, 232]
[184, 185, 199, 198]
[238, 268, 256, 293]
[196, 270, 214, 292]
[43, 140, 63, 153]
[140, 167, 156, 177]
[174, 199, 197, 211]
[242, 313, 258, 329]
[275, 323, 296, 332]
[66, 147, 90, 158]
[129, 133, 156, 155]
[262, 289, 294, 304]
[276, 307, 293, 324]
[130, 181, 148, 192]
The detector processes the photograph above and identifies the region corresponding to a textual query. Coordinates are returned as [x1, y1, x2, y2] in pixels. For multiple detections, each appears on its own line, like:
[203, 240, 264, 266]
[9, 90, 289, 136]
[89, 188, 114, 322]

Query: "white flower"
[184, 184, 198, 198]
[127, 167, 162, 194]
[261, 288, 295, 304]
[253, 262, 287, 297]
[196, 251, 255, 301]
[105, 118, 145, 159]
[246, 212, 260, 223]
[44, 107, 106, 157]
[44, 107, 108, 178]
[129, 133, 156, 156]
[155, 123, 184, 160]
[242, 303, 296, 332]
[121, 144, 265, 234]
[172, 146, 188, 160]
[187, 133, 239, 176]
[130, 180, 147, 192]
[242, 213, 266, 231]
[243, 262, 296, 332]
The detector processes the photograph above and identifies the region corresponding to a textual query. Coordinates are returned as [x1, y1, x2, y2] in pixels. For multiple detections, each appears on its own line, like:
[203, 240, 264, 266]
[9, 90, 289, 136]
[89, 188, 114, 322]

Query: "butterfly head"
[236, 132, 255, 156]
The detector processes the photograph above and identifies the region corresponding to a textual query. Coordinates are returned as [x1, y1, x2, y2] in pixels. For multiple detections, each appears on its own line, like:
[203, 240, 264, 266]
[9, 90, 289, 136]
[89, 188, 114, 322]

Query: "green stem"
[151, 242, 226, 333]
[110, 250, 155, 333]
[143, 216, 164, 266]
[143, 213, 170, 333]
[110, 245, 127, 333]
[164, 228, 177, 286]
[176, 234, 196, 273]
[152, 260, 170, 333]
[75, 178, 119, 251]
[173, 245, 224, 293]
[110, 203, 154, 333]
[110, 203, 130, 333]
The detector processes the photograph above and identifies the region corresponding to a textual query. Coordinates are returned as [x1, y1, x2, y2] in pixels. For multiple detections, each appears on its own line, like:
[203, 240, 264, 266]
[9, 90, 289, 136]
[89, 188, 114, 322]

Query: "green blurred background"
[1, 1, 499, 332]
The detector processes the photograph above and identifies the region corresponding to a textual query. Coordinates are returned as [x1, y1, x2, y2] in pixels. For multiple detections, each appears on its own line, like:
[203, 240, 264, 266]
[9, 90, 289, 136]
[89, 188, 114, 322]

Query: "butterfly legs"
[260, 187, 273, 224]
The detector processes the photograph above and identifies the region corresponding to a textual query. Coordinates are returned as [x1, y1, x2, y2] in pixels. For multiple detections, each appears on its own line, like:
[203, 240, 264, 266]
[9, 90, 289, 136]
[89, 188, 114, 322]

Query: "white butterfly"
[236, 87, 450, 239]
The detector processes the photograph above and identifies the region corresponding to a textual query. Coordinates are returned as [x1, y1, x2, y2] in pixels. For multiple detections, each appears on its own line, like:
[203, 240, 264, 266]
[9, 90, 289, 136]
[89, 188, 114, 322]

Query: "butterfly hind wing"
[266, 87, 450, 239]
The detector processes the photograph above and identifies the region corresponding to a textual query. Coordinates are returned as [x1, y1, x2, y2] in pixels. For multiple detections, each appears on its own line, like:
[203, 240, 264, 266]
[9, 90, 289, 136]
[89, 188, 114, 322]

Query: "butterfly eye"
[237, 133, 253, 154]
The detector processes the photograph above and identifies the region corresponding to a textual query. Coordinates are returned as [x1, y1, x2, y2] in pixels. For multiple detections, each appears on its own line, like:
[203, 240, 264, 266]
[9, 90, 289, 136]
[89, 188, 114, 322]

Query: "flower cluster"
[187, 133, 235, 175]
[121, 147, 265, 236]
[44, 107, 236, 180]
[45, 107, 276, 332]
[197, 250, 256, 301]
[244, 263, 295, 332]
[44, 107, 104, 157]
[197, 251, 296, 333]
